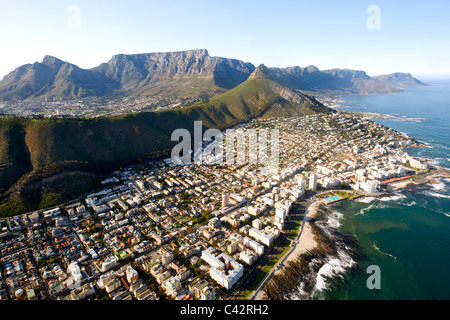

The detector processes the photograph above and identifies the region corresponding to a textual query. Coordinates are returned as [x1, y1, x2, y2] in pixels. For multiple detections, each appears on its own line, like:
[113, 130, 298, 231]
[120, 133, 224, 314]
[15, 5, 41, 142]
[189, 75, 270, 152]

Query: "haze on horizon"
[1, 0, 450, 80]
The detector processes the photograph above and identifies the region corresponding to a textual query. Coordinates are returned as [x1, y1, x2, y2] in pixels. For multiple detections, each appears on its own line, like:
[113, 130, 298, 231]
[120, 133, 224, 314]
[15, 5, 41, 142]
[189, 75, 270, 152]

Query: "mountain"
[187, 64, 333, 127]
[0, 49, 427, 102]
[0, 64, 332, 216]
[93, 49, 256, 98]
[269, 66, 403, 95]
[373, 72, 428, 88]
[0, 49, 256, 101]
[0, 55, 120, 100]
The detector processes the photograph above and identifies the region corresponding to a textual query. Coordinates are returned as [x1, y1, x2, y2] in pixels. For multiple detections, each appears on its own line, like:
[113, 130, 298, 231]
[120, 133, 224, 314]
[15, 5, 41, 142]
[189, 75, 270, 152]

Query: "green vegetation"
[241, 222, 299, 299]
[37, 255, 58, 268]
[335, 191, 359, 199]
[0, 170, 102, 216]
[192, 210, 215, 227]
[0, 67, 331, 217]
[289, 220, 302, 240]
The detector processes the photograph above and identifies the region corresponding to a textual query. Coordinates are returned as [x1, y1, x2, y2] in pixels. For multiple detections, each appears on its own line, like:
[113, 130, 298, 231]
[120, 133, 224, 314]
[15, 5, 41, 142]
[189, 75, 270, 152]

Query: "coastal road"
[247, 197, 318, 300]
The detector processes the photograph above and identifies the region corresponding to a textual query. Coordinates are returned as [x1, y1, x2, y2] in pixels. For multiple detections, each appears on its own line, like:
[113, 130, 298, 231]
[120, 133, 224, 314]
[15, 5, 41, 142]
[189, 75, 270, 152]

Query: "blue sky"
[1, 0, 449, 79]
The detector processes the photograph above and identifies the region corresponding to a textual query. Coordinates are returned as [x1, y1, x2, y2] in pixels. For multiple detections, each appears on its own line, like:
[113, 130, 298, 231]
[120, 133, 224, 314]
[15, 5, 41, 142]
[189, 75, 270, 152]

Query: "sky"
[1, 0, 449, 79]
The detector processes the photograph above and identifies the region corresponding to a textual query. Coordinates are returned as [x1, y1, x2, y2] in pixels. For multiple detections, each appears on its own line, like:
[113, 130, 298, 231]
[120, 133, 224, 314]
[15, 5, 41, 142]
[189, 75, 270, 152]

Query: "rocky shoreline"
[262, 166, 450, 300]
[262, 204, 365, 300]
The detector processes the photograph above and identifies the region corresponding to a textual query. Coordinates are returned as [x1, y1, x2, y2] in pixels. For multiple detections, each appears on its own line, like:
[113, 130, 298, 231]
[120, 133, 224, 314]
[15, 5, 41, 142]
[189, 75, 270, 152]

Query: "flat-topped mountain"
[93, 49, 256, 97]
[0, 49, 426, 101]
[0, 63, 334, 216]
[0, 49, 256, 101]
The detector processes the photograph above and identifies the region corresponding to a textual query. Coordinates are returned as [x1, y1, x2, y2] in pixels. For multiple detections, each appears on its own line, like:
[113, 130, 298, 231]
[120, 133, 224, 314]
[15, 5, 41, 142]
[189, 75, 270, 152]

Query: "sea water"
[312, 79, 450, 300]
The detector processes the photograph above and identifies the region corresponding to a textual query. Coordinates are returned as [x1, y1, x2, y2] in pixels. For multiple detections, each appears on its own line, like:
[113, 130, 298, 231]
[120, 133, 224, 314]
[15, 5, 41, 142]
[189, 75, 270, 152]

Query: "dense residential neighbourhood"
[0, 95, 196, 118]
[0, 112, 432, 300]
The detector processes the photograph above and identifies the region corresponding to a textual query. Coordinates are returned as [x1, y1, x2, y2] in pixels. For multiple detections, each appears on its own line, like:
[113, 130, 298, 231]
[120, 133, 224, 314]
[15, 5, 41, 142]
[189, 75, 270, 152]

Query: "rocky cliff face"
[94, 49, 255, 93]
[0, 49, 426, 101]
[0, 49, 256, 100]
[95, 49, 213, 83]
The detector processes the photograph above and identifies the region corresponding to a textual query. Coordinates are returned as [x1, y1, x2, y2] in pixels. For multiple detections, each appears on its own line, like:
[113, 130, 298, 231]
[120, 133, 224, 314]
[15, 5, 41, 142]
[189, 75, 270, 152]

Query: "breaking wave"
[405, 200, 416, 207]
[423, 191, 450, 199]
[373, 244, 397, 261]
[355, 197, 377, 204]
[314, 251, 356, 292]
[379, 193, 407, 202]
[285, 216, 364, 300]
[326, 211, 344, 228]
[430, 178, 446, 191]
[357, 202, 377, 215]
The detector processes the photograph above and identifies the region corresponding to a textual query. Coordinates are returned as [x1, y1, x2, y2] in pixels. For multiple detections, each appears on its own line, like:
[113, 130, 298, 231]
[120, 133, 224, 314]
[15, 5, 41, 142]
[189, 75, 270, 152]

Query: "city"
[0, 95, 199, 118]
[0, 111, 436, 301]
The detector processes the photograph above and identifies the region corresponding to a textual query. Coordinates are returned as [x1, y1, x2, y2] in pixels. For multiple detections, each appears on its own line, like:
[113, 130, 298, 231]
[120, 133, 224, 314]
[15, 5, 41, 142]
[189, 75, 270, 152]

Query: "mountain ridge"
[373, 72, 428, 88]
[0, 49, 426, 101]
[0, 56, 120, 100]
[0, 63, 334, 216]
[268, 66, 403, 95]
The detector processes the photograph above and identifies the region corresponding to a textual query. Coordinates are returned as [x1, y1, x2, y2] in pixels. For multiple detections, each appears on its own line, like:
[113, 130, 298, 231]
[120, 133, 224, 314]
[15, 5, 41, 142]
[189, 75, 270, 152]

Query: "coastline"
[260, 200, 363, 300]
[257, 164, 450, 300]
[274, 200, 320, 275]
[249, 199, 320, 300]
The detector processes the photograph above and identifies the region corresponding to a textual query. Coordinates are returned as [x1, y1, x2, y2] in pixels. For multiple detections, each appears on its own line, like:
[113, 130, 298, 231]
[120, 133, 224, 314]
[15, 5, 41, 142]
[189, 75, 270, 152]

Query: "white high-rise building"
[201, 248, 243, 290]
[297, 175, 306, 189]
[309, 173, 317, 191]
[126, 266, 139, 285]
[275, 207, 286, 220]
[252, 218, 263, 230]
[222, 192, 230, 208]
[249, 228, 273, 246]
[68, 261, 82, 283]
[247, 206, 260, 216]
[243, 236, 264, 256]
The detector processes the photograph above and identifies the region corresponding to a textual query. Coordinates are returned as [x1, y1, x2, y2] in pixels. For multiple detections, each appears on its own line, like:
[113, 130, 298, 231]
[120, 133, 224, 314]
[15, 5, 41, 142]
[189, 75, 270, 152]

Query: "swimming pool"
[322, 195, 344, 203]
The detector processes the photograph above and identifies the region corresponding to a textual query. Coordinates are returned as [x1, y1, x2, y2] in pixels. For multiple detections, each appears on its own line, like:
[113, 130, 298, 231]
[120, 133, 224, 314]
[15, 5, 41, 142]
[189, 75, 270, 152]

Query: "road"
[246, 195, 317, 300]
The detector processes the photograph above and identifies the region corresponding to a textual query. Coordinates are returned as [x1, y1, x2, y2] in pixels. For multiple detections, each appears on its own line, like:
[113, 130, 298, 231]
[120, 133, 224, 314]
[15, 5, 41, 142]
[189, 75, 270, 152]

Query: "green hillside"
[181, 65, 332, 127]
[0, 67, 332, 216]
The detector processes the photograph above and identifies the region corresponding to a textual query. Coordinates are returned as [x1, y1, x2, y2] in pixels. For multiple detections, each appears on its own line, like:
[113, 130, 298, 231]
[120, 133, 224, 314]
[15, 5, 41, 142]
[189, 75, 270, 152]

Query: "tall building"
[249, 228, 273, 246]
[222, 192, 230, 208]
[201, 248, 243, 290]
[297, 176, 306, 189]
[309, 173, 317, 191]
[126, 266, 139, 285]
[68, 261, 82, 283]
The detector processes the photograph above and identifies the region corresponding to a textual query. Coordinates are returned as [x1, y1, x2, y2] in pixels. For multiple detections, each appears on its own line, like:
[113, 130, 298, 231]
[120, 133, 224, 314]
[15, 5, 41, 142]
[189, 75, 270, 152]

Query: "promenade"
[248, 198, 320, 300]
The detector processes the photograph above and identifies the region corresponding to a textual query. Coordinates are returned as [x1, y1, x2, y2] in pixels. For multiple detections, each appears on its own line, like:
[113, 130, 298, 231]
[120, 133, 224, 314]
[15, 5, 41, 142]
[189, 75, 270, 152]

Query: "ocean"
[309, 79, 450, 300]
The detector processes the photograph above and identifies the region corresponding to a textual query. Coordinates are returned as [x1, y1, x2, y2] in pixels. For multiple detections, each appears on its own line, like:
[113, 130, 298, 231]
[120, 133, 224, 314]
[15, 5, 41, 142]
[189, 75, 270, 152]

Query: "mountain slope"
[0, 56, 120, 100]
[184, 64, 333, 128]
[93, 49, 255, 98]
[269, 66, 403, 95]
[0, 50, 255, 101]
[0, 49, 427, 101]
[0, 64, 332, 216]
[373, 72, 428, 88]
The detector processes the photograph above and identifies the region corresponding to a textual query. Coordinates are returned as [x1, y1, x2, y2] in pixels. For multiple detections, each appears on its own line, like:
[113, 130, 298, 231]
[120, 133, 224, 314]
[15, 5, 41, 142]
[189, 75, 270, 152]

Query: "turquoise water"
[323, 195, 343, 203]
[315, 79, 450, 300]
